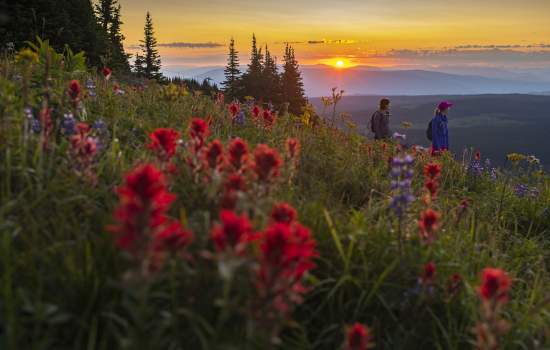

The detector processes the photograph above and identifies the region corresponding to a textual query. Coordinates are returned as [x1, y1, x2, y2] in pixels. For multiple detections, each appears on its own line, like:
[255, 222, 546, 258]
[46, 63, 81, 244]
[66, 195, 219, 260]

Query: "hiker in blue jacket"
[431, 101, 452, 155]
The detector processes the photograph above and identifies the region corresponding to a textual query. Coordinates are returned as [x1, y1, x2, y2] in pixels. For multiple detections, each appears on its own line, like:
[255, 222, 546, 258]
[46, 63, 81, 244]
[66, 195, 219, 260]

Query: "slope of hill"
[3, 42, 550, 350]
[311, 94, 550, 168]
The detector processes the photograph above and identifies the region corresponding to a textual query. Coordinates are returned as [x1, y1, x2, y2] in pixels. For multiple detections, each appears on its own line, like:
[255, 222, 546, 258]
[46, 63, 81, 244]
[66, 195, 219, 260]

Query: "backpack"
[426, 120, 433, 141]
[370, 112, 377, 133]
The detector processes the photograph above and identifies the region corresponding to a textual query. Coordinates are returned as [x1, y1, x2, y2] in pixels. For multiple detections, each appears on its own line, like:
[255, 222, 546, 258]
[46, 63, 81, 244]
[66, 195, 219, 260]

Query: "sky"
[117, 0, 550, 70]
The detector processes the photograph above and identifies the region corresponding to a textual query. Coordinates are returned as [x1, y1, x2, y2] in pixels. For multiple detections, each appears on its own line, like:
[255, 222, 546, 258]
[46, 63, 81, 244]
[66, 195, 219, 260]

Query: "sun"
[335, 60, 345, 68]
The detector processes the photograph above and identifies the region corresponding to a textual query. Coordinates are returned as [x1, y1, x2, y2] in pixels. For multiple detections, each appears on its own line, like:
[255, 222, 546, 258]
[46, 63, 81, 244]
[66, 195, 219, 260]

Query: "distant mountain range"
[162, 65, 550, 97]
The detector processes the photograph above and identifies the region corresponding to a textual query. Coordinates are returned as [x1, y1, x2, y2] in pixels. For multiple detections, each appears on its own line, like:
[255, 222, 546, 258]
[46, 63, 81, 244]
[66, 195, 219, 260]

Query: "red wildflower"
[424, 179, 439, 198]
[204, 140, 225, 170]
[271, 203, 297, 225]
[286, 138, 301, 160]
[110, 164, 175, 252]
[424, 162, 442, 179]
[262, 109, 276, 127]
[102, 67, 112, 80]
[420, 262, 436, 285]
[225, 173, 246, 192]
[229, 102, 240, 117]
[346, 323, 371, 350]
[211, 210, 254, 252]
[475, 150, 481, 161]
[152, 219, 193, 252]
[252, 105, 261, 119]
[252, 144, 282, 182]
[228, 137, 249, 171]
[479, 268, 512, 304]
[259, 223, 317, 282]
[68, 80, 81, 101]
[447, 273, 463, 297]
[147, 128, 180, 161]
[418, 208, 440, 243]
[189, 118, 210, 141]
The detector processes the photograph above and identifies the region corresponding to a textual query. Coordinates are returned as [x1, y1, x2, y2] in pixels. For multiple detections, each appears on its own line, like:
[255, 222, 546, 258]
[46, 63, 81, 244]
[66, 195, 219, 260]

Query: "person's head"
[379, 98, 391, 111]
[436, 101, 453, 115]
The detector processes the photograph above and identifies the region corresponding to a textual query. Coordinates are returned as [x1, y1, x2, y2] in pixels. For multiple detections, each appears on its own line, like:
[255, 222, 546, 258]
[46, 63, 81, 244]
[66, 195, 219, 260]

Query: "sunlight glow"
[336, 60, 344, 67]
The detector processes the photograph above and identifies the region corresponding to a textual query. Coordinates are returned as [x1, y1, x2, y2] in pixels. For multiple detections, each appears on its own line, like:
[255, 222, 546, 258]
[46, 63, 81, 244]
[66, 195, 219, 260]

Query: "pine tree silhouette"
[222, 38, 241, 101]
[138, 12, 162, 81]
[281, 44, 307, 115]
[240, 34, 264, 101]
[262, 45, 282, 106]
[95, 0, 130, 73]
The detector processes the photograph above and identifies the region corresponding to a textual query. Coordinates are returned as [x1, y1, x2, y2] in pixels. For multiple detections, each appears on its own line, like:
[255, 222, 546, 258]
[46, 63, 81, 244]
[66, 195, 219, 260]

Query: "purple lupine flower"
[92, 118, 110, 152]
[86, 79, 96, 97]
[31, 118, 42, 134]
[389, 154, 415, 217]
[468, 159, 484, 177]
[235, 110, 246, 125]
[61, 113, 76, 136]
[514, 184, 539, 198]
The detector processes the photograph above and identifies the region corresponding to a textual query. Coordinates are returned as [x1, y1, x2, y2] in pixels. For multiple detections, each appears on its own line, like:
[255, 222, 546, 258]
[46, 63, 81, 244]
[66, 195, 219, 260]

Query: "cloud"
[158, 42, 224, 48]
[454, 44, 550, 49]
[372, 48, 550, 63]
[128, 42, 224, 50]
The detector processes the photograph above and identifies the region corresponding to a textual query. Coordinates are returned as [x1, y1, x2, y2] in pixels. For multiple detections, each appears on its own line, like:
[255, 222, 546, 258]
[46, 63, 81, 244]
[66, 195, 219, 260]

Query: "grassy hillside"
[310, 94, 550, 169]
[1, 43, 550, 350]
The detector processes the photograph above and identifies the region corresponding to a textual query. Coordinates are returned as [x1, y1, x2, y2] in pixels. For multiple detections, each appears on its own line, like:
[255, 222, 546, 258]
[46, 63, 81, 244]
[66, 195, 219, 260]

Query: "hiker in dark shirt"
[371, 98, 391, 140]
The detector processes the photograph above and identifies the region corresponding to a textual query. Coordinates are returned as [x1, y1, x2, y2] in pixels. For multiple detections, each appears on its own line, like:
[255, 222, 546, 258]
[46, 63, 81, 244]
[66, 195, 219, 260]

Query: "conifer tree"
[262, 45, 282, 105]
[222, 38, 241, 101]
[94, 0, 130, 72]
[281, 44, 307, 115]
[138, 12, 162, 81]
[240, 34, 264, 100]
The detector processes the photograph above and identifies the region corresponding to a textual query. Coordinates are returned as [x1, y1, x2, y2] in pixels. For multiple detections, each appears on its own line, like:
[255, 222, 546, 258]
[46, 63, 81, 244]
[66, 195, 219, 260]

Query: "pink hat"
[438, 101, 453, 110]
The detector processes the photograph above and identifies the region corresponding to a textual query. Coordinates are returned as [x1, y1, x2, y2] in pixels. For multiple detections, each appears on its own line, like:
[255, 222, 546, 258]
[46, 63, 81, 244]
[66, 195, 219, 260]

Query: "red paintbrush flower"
[271, 203, 297, 225]
[110, 164, 174, 251]
[228, 137, 249, 171]
[447, 273, 463, 297]
[229, 102, 240, 117]
[68, 80, 81, 101]
[346, 323, 371, 350]
[286, 138, 301, 160]
[204, 139, 224, 170]
[262, 109, 276, 127]
[475, 150, 481, 161]
[424, 179, 439, 198]
[479, 268, 511, 304]
[225, 173, 246, 192]
[152, 219, 193, 252]
[420, 262, 436, 285]
[102, 67, 112, 80]
[418, 208, 440, 243]
[424, 162, 442, 179]
[148, 128, 180, 161]
[252, 144, 282, 182]
[252, 105, 261, 119]
[189, 118, 210, 141]
[211, 210, 254, 252]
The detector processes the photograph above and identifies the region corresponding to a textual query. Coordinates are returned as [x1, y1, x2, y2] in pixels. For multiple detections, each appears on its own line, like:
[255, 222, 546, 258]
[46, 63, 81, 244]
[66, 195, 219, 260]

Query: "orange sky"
[117, 0, 550, 68]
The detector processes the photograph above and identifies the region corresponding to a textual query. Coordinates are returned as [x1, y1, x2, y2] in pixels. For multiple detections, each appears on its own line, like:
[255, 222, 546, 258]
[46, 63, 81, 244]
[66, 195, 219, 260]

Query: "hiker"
[430, 101, 452, 155]
[371, 98, 391, 140]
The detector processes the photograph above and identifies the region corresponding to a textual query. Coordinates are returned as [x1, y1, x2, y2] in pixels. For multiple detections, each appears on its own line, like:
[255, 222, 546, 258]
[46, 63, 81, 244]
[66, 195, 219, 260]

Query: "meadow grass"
[1, 43, 550, 349]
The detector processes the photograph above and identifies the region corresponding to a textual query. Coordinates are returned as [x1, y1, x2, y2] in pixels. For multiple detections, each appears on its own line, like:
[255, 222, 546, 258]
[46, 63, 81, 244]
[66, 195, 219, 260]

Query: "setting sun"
[336, 60, 344, 68]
